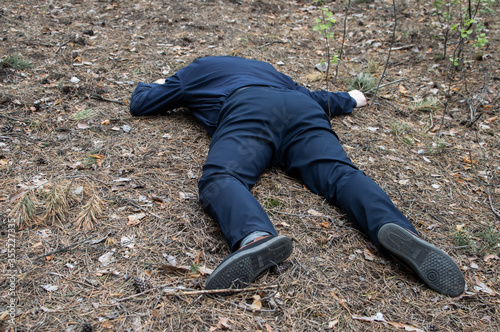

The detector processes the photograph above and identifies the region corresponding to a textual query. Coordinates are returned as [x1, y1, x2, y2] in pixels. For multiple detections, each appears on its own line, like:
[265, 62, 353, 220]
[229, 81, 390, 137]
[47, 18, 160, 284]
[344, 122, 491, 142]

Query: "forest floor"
[1, 0, 499, 331]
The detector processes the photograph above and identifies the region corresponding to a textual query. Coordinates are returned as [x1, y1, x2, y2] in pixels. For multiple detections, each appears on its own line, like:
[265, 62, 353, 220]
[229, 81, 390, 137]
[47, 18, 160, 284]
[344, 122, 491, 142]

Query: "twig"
[332, 2, 350, 85]
[89, 93, 125, 105]
[120, 198, 162, 219]
[370, 0, 397, 107]
[54, 37, 75, 55]
[257, 40, 286, 49]
[115, 284, 278, 302]
[365, 79, 406, 93]
[389, 45, 415, 51]
[162, 284, 278, 296]
[486, 175, 500, 220]
[32, 235, 97, 260]
[0, 113, 29, 123]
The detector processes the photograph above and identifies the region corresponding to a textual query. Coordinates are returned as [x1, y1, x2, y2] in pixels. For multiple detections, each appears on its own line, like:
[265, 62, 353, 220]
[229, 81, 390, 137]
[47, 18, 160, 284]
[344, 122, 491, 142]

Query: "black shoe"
[378, 223, 465, 297]
[205, 235, 293, 291]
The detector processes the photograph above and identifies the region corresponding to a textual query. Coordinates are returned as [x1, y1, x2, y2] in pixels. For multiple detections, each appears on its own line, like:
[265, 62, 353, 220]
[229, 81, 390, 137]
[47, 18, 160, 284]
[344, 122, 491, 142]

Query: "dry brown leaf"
[308, 209, 325, 217]
[398, 84, 410, 95]
[484, 254, 499, 262]
[363, 249, 378, 261]
[319, 221, 330, 228]
[127, 213, 146, 226]
[209, 317, 230, 331]
[249, 294, 262, 311]
[386, 155, 406, 163]
[386, 321, 424, 331]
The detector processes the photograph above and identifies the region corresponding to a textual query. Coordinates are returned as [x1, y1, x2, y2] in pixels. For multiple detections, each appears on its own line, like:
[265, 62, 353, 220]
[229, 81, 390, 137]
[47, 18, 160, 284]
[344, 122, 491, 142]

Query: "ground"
[1, 0, 499, 331]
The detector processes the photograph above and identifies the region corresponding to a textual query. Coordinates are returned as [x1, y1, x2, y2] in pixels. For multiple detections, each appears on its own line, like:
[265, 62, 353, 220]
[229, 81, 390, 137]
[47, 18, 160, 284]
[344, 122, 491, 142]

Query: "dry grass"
[74, 192, 104, 232]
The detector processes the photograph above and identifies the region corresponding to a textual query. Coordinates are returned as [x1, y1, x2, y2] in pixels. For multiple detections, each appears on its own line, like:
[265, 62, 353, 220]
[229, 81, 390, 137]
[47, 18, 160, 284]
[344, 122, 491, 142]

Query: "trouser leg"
[198, 93, 285, 251]
[280, 98, 417, 250]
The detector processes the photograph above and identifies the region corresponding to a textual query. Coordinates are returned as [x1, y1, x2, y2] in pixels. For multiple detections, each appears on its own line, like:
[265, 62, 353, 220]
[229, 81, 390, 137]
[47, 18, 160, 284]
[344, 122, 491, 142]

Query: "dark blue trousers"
[198, 87, 417, 252]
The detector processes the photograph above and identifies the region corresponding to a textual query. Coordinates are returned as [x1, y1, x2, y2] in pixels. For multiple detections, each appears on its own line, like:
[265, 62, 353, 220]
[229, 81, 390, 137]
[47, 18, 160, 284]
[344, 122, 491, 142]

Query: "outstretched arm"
[129, 75, 184, 116]
[292, 82, 366, 116]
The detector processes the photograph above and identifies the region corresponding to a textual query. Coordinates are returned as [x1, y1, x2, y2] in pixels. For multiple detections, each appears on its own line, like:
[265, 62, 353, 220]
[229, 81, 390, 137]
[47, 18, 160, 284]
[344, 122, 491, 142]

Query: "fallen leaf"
[101, 321, 114, 329]
[386, 321, 424, 332]
[308, 209, 325, 217]
[386, 155, 406, 163]
[179, 192, 196, 199]
[249, 294, 262, 311]
[484, 254, 499, 262]
[77, 122, 90, 129]
[98, 251, 115, 266]
[41, 284, 58, 292]
[121, 235, 135, 248]
[399, 85, 410, 94]
[319, 221, 330, 228]
[209, 317, 230, 331]
[352, 312, 385, 322]
[127, 213, 146, 226]
[328, 320, 339, 329]
[363, 249, 378, 261]
[198, 266, 213, 275]
[88, 154, 105, 160]
[474, 282, 498, 296]
[114, 177, 132, 182]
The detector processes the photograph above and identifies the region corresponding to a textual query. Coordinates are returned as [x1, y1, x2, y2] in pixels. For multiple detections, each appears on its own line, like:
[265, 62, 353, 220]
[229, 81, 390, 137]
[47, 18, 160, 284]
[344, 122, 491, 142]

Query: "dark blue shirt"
[130, 56, 356, 136]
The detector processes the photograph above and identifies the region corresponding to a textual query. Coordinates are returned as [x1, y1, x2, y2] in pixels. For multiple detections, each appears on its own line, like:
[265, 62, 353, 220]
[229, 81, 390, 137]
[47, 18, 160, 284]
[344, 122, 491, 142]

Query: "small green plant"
[389, 121, 410, 135]
[427, 138, 447, 154]
[72, 108, 95, 121]
[190, 263, 201, 273]
[313, 2, 340, 73]
[410, 96, 442, 112]
[477, 227, 500, 254]
[452, 230, 471, 247]
[347, 72, 377, 92]
[0, 54, 33, 70]
[366, 60, 379, 74]
[402, 135, 415, 146]
[313, 6, 336, 42]
[432, 0, 491, 65]
[263, 197, 284, 209]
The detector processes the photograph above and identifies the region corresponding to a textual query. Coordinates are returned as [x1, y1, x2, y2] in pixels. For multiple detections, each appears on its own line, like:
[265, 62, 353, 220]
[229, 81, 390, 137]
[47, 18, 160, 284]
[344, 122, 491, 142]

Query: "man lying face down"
[130, 56, 465, 297]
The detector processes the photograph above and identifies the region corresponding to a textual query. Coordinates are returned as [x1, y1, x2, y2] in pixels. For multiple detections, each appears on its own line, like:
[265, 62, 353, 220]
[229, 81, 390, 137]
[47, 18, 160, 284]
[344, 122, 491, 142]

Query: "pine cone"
[81, 322, 93, 332]
[133, 276, 151, 293]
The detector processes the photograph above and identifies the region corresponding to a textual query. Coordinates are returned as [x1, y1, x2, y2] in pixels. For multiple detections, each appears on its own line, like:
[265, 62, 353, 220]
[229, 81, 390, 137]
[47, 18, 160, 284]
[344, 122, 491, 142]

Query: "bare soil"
[1, 0, 499, 331]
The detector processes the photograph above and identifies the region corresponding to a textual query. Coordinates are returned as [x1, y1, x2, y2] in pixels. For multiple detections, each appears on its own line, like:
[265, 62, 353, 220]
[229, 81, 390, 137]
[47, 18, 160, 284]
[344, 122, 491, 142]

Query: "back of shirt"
[130, 56, 356, 136]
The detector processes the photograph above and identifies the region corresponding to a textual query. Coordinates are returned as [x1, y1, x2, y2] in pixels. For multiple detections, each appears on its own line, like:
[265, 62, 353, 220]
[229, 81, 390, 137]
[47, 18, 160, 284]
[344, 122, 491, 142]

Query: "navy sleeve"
[129, 74, 184, 116]
[293, 84, 357, 117]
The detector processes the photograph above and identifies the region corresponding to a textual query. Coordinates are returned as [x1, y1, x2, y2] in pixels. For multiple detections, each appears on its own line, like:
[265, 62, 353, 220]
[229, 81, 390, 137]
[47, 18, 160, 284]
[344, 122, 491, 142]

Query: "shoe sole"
[378, 223, 465, 297]
[205, 235, 293, 291]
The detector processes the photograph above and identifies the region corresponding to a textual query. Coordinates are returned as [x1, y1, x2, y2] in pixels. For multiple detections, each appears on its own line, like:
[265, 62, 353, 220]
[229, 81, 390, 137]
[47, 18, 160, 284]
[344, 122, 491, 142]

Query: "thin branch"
[115, 284, 278, 303]
[332, 2, 350, 85]
[365, 79, 406, 93]
[370, 0, 397, 107]
[32, 235, 97, 260]
[486, 175, 500, 220]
